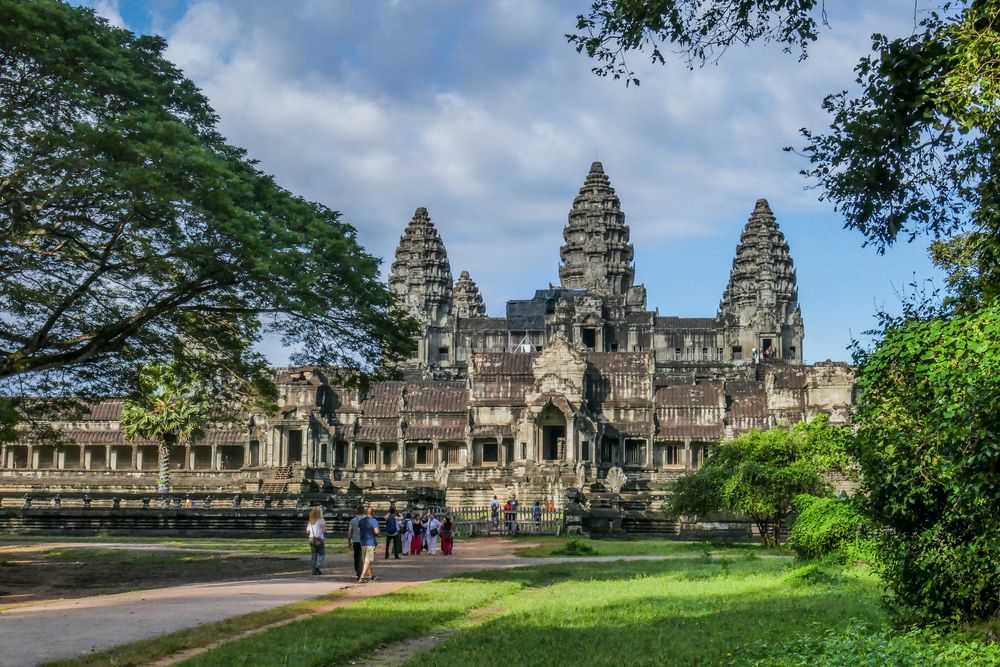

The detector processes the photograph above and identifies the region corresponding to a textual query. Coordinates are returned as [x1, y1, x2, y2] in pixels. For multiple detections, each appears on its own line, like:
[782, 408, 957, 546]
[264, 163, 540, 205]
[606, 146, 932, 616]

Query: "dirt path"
[0, 539, 707, 667]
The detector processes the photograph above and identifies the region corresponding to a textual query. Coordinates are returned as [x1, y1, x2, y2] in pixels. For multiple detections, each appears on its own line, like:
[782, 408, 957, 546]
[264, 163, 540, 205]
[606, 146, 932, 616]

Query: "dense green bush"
[790, 495, 873, 563]
[852, 301, 1000, 623]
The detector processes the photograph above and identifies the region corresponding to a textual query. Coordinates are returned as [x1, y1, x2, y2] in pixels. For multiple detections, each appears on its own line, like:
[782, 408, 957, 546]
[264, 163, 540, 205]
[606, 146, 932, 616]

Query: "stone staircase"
[251, 465, 298, 508]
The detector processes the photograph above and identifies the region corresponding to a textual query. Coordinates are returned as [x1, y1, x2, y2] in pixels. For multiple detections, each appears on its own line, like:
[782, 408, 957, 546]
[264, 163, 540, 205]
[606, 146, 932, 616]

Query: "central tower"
[558, 162, 635, 295]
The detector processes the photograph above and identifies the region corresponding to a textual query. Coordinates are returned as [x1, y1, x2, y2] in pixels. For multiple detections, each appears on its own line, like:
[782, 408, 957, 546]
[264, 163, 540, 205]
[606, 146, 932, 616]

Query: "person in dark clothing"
[347, 506, 365, 579]
[384, 507, 402, 559]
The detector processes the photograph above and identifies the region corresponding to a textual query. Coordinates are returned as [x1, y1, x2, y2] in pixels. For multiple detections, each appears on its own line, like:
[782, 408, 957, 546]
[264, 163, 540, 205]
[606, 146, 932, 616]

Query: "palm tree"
[121, 363, 208, 505]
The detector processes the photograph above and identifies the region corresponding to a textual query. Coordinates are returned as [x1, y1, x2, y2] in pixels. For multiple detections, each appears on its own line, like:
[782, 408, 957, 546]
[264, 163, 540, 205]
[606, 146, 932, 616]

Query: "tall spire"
[452, 270, 486, 318]
[558, 162, 635, 295]
[720, 198, 804, 361]
[388, 207, 453, 326]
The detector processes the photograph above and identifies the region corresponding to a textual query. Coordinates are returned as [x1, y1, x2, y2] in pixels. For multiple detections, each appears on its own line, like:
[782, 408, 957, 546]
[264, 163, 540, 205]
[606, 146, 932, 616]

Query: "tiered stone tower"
[452, 270, 487, 318]
[388, 207, 453, 326]
[558, 162, 635, 296]
[719, 199, 804, 363]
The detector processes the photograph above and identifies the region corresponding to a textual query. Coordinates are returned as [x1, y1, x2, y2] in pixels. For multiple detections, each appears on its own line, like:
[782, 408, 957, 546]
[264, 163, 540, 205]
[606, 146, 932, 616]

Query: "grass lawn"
[509, 535, 791, 558]
[165, 544, 999, 667]
[0, 534, 336, 555]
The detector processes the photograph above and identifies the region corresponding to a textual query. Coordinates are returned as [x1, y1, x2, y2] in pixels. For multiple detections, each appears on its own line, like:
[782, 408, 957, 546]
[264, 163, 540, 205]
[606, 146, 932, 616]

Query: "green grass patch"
[0, 534, 338, 555]
[38, 592, 346, 667]
[511, 535, 788, 559]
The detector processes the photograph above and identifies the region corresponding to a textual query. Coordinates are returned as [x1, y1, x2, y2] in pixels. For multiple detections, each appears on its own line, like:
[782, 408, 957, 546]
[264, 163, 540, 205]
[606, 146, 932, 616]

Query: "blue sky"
[84, 0, 945, 364]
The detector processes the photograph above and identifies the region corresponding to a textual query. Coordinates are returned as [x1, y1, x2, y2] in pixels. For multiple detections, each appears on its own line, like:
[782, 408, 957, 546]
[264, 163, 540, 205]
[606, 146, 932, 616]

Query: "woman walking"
[410, 514, 423, 555]
[441, 515, 455, 555]
[306, 506, 327, 575]
[401, 512, 413, 556]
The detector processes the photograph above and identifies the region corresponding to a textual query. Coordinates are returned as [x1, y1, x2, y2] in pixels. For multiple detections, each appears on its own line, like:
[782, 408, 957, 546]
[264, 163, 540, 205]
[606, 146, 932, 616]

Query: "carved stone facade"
[0, 163, 855, 516]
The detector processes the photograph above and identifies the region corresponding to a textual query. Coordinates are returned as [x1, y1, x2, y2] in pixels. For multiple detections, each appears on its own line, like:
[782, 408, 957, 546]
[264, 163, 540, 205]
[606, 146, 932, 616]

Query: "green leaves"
[668, 417, 850, 547]
[851, 301, 1000, 623]
[0, 0, 418, 410]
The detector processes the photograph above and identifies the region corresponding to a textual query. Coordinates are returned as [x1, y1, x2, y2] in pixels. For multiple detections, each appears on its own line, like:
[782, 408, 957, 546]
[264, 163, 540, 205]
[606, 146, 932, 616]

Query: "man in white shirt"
[426, 512, 442, 555]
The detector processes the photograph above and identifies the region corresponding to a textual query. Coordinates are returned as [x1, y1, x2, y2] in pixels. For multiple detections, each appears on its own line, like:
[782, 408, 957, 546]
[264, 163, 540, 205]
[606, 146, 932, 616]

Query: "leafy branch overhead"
[0, 0, 419, 408]
[567, 0, 823, 85]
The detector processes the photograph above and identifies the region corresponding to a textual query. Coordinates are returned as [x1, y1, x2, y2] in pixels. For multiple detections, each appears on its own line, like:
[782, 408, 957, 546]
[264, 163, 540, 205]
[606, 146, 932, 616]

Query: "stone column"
[375, 442, 382, 471]
[347, 441, 355, 469]
[211, 444, 219, 470]
[684, 438, 691, 470]
[131, 445, 138, 470]
[496, 437, 504, 468]
[397, 441, 405, 470]
[104, 445, 111, 469]
[185, 443, 192, 470]
[27, 445, 35, 469]
[0, 444, 7, 468]
[432, 440, 440, 467]
[645, 437, 653, 467]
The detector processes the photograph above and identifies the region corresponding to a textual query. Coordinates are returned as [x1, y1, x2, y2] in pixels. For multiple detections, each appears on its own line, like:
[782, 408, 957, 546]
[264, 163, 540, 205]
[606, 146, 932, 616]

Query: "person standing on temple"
[503, 498, 514, 534]
[306, 506, 327, 575]
[426, 512, 442, 555]
[410, 513, 424, 555]
[440, 515, 455, 555]
[347, 506, 365, 580]
[402, 512, 414, 555]
[358, 506, 380, 583]
[383, 507, 402, 560]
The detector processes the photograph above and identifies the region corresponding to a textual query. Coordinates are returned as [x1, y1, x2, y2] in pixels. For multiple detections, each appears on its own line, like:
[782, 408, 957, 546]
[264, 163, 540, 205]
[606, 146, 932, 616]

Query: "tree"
[0, 1, 419, 423]
[567, 0, 823, 84]
[668, 415, 849, 547]
[849, 301, 1000, 623]
[120, 363, 209, 503]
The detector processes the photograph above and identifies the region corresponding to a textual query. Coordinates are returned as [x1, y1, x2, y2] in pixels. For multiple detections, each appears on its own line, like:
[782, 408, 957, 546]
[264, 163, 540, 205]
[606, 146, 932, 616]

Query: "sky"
[82, 0, 945, 364]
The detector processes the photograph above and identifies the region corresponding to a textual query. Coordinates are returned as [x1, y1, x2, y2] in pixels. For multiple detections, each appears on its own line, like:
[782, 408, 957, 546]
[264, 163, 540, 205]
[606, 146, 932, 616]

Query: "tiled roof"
[654, 384, 724, 407]
[654, 317, 720, 330]
[471, 353, 535, 376]
[404, 382, 469, 413]
[405, 425, 467, 441]
[587, 352, 651, 374]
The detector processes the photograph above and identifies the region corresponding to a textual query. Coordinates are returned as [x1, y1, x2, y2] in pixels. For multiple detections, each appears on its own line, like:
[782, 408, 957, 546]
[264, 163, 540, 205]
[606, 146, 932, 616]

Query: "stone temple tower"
[452, 270, 487, 318]
[719, 199, 804, 363]
[388, 207, 453, 327]
[559, 162, 635, 296]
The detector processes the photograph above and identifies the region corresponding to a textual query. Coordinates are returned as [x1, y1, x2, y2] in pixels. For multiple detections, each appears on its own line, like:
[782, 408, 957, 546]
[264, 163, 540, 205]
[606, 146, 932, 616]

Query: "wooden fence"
[443, 505, 564, 537]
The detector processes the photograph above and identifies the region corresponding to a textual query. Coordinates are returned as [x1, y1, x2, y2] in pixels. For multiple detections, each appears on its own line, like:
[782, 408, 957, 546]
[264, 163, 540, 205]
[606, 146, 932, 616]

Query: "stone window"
[675, 347, 682, 360]
[140, 446, 158, 470]
[438, 346, 450, 361]
[582, 328, 596, 350]
[416, 446, 428, 465]
[787, 346, 796, 360]
[8, 446, 28, 468]
[63, 447, 81, 469]
[701, 347, 709, 360]
[335, 442, 346, 467]
[482, 442, 498, 463]
[731, 346, 742, 361]
[717, 347, 724, 360]
[690, 443, 710, 469]
[382, 446, 393, 466]
[364, 446, 377, 467]
[192, 446, 212, 469]
[447, 446, 460, 465]
[219, 446, 244, 470]
[36, 446, 56, 469]
[624, 439, 645, 465]
[665, 444, 680, 466]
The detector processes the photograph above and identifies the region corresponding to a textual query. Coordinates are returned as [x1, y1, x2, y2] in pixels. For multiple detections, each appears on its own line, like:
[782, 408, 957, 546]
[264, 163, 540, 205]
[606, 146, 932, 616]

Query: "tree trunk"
[158, 439, 172, 506]
[772, 518, 782, 547]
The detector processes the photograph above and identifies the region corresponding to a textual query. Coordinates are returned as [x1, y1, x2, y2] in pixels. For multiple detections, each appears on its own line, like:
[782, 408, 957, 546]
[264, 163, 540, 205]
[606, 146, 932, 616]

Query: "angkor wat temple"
[0, 163, 853, 527]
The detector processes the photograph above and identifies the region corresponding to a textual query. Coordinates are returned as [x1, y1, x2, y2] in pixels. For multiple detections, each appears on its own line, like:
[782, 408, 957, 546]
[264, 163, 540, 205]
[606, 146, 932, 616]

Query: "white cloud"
[146, 0, 937, 362]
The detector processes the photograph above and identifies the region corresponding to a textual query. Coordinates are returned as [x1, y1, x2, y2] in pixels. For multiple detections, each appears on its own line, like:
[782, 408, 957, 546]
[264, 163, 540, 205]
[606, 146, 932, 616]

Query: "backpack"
[386, 515, 398, 534]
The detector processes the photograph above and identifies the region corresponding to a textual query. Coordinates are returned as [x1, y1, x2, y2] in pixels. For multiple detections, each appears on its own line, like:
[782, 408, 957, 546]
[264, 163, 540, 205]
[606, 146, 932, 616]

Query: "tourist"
[752, 346, 758, 364]
[511, 496, 520, 534]
[402, 512, 414, 555]
[504, 498, 514, 534]
[532, 500, 542, 528]
[422, 513, 430, 552]
[383, 507, 401, 560]
[440, 515, 455, 555]
[410, 513, 423, 555]
[490, 494, 500, 527]
[347, 506, 364, 579]
[358, 505, 380, 582]
[306, 506, 327, 575]
[426, 512, 442, 555]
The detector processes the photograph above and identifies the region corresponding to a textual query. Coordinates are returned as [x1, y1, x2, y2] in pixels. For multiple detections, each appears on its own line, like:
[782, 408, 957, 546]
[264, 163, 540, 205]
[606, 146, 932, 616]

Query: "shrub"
[790, 495, 872, 562]
[552, 538, 596, 556]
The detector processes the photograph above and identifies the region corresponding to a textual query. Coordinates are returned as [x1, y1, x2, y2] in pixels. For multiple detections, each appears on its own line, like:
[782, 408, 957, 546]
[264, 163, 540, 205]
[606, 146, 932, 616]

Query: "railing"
[446, 505, 564, 536]
[0, 490, 326, 511]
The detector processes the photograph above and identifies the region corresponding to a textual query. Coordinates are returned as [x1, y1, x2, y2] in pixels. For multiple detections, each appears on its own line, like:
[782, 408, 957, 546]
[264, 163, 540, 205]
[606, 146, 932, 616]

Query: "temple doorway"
[537, 405, 566, 461]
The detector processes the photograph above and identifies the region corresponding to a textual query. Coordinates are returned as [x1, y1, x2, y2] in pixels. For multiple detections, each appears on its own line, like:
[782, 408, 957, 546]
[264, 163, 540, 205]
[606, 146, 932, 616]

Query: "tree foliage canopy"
[567, 0, 822, 84]
[850, 301, 1000, 623]
[669, 415, 851, 547]
[0, 0, 418, 413]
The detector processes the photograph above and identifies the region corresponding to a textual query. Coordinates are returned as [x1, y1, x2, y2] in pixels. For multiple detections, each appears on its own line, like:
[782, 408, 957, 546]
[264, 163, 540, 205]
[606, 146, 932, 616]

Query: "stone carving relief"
[606, 466, 627, 494]
[434, 462, 450, 488]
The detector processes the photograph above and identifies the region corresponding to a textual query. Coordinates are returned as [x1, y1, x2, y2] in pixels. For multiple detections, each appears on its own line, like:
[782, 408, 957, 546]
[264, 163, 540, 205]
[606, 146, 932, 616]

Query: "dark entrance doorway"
[287, 429, 303, 464]
[581, 328, 596, 350]
[537, 405, 566, 460]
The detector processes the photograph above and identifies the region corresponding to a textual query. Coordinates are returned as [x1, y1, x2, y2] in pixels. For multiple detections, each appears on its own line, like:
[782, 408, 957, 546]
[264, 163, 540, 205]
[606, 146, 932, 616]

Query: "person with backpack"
[409, 514, 424, 555]
[384, 507, 401, 560]
[426, 512, 442, 555]
[440, 515, 455, 555]
[401, 512, 414, 555]
[490, 495, 500, 528]
[358, 506, 380, 583]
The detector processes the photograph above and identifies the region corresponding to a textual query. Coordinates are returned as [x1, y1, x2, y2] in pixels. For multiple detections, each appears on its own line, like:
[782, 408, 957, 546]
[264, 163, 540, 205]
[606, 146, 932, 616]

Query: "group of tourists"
[305, 505, 456, 582]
